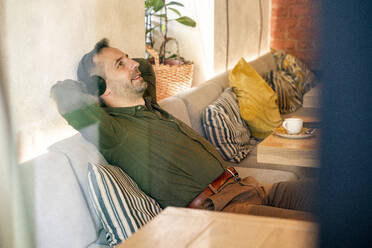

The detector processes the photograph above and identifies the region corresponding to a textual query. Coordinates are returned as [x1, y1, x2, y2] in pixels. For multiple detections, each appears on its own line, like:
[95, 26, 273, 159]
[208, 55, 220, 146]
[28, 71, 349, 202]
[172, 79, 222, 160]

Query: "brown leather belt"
[188, 167, 239, 209]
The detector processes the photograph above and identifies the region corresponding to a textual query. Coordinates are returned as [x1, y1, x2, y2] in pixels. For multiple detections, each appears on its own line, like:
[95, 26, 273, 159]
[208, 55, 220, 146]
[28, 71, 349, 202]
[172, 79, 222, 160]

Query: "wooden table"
[117, 207, 318, 248]
[257, 132, 319, 167]
[257, 108, 320, 167]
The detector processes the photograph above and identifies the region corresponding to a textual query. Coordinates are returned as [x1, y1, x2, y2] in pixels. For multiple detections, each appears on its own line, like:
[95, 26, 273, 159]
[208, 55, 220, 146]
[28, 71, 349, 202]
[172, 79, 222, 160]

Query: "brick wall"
[271, 0, 320, 71]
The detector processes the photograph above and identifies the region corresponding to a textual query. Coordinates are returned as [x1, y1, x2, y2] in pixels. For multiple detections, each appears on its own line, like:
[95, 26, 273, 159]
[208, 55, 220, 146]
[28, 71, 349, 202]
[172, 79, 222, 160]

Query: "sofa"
[19, 52, 319, 247]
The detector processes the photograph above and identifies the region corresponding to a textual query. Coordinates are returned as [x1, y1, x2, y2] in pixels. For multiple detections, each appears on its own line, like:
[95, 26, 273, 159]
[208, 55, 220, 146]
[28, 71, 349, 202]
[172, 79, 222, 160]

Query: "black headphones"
[77, 53, 107, 96]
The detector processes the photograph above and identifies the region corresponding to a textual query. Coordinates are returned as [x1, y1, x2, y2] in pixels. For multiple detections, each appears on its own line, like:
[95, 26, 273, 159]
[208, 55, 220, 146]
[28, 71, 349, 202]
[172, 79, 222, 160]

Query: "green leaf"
[168, 54, 178, 59]
[145, 0, 151, 8]
[176, 16, 196, 27]
[145, 0, 155, 9]
[166, 1, 184, 7]
[161, 24, 166, 33]
[168, 7, 181, 16]
[153, 14, 167, 18]
[152, 0, 165, 12]
[146, 25, 158, 34]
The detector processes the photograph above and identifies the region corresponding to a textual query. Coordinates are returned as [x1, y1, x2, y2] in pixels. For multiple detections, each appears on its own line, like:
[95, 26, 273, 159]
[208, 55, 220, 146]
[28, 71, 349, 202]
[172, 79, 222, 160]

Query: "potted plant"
[144, 0, 197, 100]
[145, 0, 196, 65]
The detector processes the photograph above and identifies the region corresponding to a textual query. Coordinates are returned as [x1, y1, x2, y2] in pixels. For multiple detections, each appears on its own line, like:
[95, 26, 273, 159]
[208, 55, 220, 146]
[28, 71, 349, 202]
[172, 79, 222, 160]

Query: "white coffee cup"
[282, 118, 303, 135]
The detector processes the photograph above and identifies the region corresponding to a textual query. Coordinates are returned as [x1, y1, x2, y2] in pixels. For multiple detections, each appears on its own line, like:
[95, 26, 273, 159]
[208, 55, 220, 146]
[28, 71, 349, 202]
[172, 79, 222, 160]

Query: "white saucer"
[274, 128, 316, 139]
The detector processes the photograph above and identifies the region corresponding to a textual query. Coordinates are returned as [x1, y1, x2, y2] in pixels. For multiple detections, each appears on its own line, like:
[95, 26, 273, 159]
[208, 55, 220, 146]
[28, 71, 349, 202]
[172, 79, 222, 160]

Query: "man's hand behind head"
[51, 79, 99, 116]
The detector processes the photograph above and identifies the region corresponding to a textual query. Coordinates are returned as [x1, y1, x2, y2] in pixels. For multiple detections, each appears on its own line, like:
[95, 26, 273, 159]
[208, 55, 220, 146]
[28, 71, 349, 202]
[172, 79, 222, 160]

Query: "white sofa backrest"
[248, 52, 277, 76]
[303, 84, 321, 108]
[174, 81, 225, 137]
[158, 95, 192, 126]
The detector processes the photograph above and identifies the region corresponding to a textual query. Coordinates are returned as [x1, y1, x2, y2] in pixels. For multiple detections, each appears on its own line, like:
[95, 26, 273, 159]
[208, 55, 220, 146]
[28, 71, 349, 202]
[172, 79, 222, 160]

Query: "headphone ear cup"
[87, 75, 106, 96]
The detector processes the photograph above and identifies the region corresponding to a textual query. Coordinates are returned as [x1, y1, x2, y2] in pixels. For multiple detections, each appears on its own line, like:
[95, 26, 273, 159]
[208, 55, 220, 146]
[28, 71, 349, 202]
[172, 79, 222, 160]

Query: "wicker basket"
[146, 39, 193, 101]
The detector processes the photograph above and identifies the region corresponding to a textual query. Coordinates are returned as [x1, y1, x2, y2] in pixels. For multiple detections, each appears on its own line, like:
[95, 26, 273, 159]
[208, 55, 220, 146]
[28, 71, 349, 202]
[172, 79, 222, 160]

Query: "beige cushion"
[177, 81, 225, 136]
[159, 96, 192, 127]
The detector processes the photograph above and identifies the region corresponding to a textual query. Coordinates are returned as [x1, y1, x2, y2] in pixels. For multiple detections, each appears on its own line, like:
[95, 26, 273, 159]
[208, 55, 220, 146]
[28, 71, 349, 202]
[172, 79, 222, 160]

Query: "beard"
[132, 77, 147, 94]
[111, 78, 147, 97]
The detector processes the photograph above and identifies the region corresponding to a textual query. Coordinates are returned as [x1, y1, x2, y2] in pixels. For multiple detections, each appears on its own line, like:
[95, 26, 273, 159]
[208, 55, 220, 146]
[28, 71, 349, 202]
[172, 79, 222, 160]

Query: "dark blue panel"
[319, 1, 372, 247]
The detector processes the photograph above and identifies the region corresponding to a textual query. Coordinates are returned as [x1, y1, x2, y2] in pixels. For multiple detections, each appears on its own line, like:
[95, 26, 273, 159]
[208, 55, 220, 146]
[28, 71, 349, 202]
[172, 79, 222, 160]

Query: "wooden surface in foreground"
[117, 207, 318, 248]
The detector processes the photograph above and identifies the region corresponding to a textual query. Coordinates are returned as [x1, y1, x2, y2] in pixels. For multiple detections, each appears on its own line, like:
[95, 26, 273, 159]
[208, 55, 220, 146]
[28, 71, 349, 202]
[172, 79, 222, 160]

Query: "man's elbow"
[50, 79, 96, 115]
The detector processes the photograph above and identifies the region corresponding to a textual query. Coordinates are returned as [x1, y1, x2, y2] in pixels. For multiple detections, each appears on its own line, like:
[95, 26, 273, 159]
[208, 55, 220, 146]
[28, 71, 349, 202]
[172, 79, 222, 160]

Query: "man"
[52, 39, 315, 219]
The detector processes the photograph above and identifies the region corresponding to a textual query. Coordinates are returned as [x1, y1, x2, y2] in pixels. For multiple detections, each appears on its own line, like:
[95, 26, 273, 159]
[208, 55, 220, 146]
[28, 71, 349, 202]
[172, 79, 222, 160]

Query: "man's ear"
[101, 82, 111, 97]
[101, 88, 111, 97]
[100, 88, 111, 107]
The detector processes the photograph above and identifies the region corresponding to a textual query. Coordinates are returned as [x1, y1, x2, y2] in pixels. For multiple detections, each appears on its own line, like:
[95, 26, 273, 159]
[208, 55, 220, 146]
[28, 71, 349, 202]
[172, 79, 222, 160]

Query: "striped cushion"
[273, 50, 318, 95]
[263, 70, 303, 114]
[264, 51, 318, 114]
[88, 163, 162, 246]
[202, 88, 251, 163]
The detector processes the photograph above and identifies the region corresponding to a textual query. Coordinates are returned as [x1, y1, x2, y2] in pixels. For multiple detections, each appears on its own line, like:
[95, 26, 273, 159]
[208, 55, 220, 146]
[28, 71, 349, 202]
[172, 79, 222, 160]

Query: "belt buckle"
[226, 167, 241, 183]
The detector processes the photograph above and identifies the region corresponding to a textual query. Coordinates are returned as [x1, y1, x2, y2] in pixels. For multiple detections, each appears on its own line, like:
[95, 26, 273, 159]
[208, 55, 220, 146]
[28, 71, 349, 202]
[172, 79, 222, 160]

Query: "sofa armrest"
[303, 84, 321, 108]
[20, 151, 98, 247]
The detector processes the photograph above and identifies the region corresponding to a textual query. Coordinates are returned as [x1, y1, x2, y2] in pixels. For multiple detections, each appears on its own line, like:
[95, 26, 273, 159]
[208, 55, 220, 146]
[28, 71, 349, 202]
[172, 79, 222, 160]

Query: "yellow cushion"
[229, 58, 282, 139]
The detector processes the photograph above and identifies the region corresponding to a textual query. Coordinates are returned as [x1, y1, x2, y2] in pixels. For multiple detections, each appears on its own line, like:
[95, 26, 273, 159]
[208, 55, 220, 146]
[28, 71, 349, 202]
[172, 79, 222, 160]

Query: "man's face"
[93, 47, 147, 97]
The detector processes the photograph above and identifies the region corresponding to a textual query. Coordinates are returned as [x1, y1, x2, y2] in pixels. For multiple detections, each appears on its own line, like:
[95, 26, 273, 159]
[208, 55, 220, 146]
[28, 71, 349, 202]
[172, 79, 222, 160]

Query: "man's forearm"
[51, 79, 120, 148]
[50, 79, 98, 116]
[134, 58, 157, 104]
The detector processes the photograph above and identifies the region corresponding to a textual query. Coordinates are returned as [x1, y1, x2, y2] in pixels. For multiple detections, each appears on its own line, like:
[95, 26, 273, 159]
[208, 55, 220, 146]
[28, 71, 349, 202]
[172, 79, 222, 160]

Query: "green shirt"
[51, 59, 226, 208]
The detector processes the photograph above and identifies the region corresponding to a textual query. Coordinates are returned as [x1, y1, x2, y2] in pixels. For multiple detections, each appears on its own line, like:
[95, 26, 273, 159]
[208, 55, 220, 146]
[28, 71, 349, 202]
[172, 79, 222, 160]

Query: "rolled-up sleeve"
[134, 58, 157, 104]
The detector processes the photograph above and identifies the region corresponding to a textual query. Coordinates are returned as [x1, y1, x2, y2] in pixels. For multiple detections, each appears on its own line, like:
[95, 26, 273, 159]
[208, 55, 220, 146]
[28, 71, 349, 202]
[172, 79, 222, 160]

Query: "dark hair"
[77, 38, 109, 96]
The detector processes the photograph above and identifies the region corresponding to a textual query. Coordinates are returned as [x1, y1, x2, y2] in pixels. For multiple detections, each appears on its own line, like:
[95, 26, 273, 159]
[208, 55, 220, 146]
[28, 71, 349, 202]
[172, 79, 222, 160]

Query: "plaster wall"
[2, 0, 145, 162]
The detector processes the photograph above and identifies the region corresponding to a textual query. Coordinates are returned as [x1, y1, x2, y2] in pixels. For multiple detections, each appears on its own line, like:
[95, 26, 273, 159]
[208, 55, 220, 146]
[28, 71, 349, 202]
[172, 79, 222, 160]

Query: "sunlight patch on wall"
[193, 0, 214, 81]
[18, 121, 77, 163]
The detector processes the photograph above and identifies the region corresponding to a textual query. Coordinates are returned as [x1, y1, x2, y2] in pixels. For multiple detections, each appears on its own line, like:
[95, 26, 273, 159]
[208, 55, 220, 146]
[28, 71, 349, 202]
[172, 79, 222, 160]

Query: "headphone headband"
[77, 52, 106, 96]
